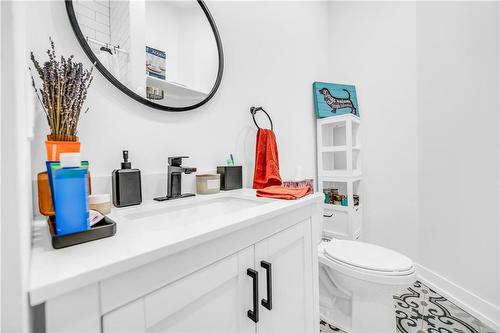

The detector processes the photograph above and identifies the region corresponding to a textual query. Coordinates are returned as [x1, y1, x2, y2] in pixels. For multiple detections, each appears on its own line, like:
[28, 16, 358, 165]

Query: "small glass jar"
[88, 194, 111, 215]
[333, 194, 342, 205]
[196, 174, 221, 195]
[323, 189, 331, 204]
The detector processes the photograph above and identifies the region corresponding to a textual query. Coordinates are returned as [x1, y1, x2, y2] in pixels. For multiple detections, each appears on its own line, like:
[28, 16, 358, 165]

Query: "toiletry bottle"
[52, 153, 89, 235]
[112, 150, 142, 207]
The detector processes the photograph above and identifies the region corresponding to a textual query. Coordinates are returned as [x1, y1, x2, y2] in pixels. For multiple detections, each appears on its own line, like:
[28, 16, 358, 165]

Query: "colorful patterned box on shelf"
[313, 82, 359, 118]
[283, 179, 314, 191]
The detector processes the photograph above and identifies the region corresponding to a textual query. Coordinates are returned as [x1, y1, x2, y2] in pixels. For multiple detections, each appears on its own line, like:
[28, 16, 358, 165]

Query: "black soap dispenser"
[112, 150, 142, 207]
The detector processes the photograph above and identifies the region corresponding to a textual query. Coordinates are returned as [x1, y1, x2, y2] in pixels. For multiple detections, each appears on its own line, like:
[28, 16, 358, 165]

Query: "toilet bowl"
[318, 239, 415, 333]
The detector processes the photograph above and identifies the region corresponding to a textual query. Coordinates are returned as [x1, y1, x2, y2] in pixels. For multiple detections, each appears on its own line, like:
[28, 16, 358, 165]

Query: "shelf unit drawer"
[322, 208, 349, 239]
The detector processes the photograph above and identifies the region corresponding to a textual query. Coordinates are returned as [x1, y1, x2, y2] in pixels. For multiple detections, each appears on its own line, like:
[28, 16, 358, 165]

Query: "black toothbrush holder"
[217, 166, 243, 190]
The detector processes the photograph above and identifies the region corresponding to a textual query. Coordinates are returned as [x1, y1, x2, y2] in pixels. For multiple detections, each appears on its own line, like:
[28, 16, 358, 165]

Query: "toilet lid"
[323, 240, 413, 273]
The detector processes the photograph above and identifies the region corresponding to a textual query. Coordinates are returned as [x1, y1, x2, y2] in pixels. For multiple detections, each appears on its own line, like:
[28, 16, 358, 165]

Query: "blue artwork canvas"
[313, 82, 359, 118]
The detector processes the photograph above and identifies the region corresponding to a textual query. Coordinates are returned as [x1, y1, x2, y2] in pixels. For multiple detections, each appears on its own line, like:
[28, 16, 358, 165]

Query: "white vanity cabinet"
[31, 192, 322, 333]
[103, 247, 255, 333]
[103, 221, 314, 333]
[255, 221, 314, 333]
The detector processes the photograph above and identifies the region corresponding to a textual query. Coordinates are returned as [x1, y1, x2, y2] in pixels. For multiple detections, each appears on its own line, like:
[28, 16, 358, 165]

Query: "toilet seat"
[318, 240, 415, 283]
[323, 239, 413, 273]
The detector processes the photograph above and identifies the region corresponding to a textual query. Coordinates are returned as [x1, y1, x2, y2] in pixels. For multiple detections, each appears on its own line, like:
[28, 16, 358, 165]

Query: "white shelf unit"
[317, 114, 362, 240]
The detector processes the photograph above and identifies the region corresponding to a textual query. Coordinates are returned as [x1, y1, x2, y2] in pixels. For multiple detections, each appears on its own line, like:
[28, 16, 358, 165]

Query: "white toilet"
[318, 239, 415, 333]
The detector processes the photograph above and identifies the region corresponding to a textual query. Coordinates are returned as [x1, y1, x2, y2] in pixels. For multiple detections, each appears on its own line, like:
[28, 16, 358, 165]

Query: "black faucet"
[154, 156, 197, 201]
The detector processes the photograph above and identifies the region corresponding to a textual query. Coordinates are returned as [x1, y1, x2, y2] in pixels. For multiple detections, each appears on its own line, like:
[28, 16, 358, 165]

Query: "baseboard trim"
[415, 263, 500, 331]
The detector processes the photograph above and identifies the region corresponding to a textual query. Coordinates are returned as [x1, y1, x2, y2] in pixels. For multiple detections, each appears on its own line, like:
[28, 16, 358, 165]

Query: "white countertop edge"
[29, 190, 322, 305]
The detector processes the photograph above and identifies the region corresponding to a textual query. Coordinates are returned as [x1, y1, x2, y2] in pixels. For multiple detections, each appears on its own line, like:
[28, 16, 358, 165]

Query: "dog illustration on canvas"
[319, 88, 357, 115]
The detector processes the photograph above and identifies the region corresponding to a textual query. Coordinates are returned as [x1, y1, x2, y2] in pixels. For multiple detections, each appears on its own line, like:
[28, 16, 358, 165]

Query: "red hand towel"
[253, 129, 282, 189]
[256, 185, 312, 200]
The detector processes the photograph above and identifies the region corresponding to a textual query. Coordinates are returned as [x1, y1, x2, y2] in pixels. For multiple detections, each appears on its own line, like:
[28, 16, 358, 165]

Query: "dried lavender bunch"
[29, 37, 93, 141]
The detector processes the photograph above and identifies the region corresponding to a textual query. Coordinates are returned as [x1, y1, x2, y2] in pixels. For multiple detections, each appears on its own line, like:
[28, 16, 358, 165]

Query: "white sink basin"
[121, 196, 267, 229]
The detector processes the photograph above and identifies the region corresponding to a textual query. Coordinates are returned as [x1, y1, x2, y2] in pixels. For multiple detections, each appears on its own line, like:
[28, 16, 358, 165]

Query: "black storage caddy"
[217, 166, 243, 190]
[48, 215, 117, 249]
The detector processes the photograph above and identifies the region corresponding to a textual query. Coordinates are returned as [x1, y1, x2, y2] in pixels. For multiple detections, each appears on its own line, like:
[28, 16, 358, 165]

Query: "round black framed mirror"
[65, 0, 224, 112]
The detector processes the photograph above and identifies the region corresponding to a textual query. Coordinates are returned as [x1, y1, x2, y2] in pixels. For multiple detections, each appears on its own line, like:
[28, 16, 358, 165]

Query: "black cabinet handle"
[260, 261, 273, 310]
[247, 268, 259, 323]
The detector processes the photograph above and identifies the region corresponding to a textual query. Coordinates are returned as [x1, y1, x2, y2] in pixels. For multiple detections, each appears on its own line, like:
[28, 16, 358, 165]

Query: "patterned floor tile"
[320, 319, 347, 333]
[394, 281, 497, 333]
[394, 280, 427, 333]
[321, 281, 497, 333]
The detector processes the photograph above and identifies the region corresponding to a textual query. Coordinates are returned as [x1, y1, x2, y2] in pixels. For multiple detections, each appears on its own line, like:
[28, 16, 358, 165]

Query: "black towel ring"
[250, 106, 273, 130]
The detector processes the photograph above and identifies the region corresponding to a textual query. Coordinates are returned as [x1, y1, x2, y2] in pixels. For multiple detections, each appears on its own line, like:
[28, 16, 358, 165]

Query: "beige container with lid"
[196, 174, 220, 195]
[89, 194, 111, 215]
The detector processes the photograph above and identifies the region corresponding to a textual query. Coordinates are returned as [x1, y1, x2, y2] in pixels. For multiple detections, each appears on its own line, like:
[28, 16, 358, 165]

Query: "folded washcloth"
[256, 185, 312, 200]
[253, 129, 282, 189]
[88, 210, 105, 227]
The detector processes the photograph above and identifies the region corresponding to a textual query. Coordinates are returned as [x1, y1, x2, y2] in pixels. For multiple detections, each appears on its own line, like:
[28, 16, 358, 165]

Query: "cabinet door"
[102, 246, 257, 333]
[103, 298, 146, 333]
[145, 246, 255, 332]
[255, 220, 314, 333]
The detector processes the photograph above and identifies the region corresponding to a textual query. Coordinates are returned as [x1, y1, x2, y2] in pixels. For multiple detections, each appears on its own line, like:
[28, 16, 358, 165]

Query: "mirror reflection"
[72, 0, 220, 108]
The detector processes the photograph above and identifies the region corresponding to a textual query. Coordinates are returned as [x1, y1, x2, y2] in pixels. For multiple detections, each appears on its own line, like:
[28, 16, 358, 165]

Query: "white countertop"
[29, 189, 322, 305]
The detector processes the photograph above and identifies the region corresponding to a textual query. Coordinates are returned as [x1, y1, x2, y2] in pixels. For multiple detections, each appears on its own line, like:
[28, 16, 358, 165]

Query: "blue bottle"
[53, 167, 89, 235]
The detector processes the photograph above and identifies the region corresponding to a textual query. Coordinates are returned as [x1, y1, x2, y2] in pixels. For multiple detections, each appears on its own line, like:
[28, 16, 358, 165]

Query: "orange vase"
[45, 138, 81, 161]
[37, 170, 92, 216]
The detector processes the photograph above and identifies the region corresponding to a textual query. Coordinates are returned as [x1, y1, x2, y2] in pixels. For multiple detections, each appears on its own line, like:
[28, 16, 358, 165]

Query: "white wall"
[327, 1, 419, 259]
[328, 1, 500, 327]
[1, 2, 34, 331]
[416, 0, 500, 317]
[29, 0, 329, 208]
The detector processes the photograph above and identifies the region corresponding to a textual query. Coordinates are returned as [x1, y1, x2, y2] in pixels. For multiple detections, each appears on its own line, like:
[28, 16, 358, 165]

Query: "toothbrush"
[230, 154, 235, 166]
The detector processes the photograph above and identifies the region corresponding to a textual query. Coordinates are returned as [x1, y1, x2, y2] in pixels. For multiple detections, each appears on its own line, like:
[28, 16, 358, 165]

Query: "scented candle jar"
[196, 174, 221, 194]
[89, 194, 111, 215]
